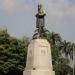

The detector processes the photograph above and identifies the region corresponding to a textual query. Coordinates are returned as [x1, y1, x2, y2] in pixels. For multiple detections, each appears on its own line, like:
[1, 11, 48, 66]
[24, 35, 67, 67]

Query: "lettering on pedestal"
[38, 45, 48, 47]
[29, 51, 32, 59]
[38, 45, 48, 56]
[41, 50, 45, 55]
[29, 51, 32, 54]
[27, 50, 33, 65]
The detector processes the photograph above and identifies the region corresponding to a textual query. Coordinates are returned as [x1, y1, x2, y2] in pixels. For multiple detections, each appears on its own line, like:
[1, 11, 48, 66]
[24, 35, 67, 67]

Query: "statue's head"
[38, 4, 42, 10]
[38, 4, 46, 16]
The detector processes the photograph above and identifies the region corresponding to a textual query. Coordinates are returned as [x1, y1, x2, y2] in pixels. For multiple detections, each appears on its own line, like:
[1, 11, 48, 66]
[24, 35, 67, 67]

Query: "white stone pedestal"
[23, 39, 55, 75]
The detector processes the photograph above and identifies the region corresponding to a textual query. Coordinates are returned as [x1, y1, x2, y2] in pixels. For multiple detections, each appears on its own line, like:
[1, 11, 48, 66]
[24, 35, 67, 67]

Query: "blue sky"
[0, 0, 75, 43]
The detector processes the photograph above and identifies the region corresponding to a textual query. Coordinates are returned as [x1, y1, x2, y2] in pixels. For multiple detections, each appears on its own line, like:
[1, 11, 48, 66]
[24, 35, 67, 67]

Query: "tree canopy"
[0, 29, 74, 75]
[0, 29, 29, 75]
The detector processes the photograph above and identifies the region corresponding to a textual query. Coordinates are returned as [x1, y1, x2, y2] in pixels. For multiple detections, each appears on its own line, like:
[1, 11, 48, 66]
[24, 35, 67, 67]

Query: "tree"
[46, 32, 73, 75]
[0, 29, 74, 75]
[0, 29, 29, 75]
[54, 63, 73, 75]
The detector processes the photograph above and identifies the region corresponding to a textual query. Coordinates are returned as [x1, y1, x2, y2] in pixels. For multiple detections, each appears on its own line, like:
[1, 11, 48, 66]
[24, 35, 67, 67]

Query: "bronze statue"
[33, 4, 49, 39]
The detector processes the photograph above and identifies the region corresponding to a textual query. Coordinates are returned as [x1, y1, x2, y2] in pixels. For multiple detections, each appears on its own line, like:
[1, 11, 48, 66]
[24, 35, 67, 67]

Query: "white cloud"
[0, 0, 75, 16]
[3, 0, 14, 9]
[38, 0, 75, 17]
[0, 0, 31, 13]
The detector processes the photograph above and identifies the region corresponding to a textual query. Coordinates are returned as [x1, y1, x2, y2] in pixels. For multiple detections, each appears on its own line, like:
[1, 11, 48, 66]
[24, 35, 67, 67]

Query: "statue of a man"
[36, 4, 46, 28]
[33, 4, 49, 39]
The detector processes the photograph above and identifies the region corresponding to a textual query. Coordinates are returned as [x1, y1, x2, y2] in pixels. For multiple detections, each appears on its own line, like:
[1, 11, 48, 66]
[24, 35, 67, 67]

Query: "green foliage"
[54, 63, 73, 75]
[0, 29, 29, 75]
[46, 32, 74, 75]
[0, 29, 74, 75]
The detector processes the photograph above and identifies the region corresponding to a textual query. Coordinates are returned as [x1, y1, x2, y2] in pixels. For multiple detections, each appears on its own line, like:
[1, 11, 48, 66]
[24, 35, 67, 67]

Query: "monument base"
[23, 39, 55, 75]
[23, 70, 55, 75]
